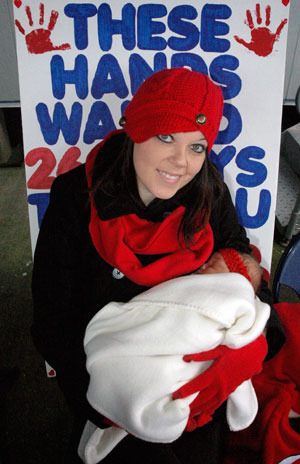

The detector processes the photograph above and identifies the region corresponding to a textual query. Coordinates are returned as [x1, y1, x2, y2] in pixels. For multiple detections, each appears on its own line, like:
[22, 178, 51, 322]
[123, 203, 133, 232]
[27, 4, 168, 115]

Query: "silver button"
[112, 268, 124, 279]
[196, 113, 206, 124]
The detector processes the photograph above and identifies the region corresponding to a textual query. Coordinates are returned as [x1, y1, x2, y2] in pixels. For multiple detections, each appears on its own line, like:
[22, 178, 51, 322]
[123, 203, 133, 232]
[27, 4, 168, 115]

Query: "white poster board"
[13, 0, 290, 269]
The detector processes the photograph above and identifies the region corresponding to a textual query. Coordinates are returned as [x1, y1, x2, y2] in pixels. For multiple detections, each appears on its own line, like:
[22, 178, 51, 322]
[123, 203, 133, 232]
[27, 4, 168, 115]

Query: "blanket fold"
[80, 273, 270, 463]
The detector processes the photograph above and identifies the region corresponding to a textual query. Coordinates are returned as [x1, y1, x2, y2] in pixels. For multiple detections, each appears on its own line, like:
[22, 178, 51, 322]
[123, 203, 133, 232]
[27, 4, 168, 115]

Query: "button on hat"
[122, 68, 224, 152]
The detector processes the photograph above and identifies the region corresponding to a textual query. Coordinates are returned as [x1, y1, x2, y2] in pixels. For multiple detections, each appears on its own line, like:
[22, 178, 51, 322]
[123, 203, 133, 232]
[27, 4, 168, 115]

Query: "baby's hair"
[240, 253, 263, 292]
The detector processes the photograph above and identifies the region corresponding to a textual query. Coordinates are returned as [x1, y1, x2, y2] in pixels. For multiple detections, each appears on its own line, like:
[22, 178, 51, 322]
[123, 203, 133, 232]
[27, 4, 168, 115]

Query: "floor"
[0, 165, 72, 464]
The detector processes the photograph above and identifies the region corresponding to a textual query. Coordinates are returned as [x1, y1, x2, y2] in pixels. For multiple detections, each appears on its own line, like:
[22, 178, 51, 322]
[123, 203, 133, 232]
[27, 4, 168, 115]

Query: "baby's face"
[195, 252, 229, 275]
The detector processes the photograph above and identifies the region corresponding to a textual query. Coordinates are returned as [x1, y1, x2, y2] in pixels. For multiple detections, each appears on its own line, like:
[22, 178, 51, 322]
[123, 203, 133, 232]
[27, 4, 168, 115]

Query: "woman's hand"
[173, 335, 268, 430]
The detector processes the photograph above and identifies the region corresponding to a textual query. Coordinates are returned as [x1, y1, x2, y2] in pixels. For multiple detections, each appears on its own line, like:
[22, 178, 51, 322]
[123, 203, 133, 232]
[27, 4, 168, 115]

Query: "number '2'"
[25, 146, 82, 189]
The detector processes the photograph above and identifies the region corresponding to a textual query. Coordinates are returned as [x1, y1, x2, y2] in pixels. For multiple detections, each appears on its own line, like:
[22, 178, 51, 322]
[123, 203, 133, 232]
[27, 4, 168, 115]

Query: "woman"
[31, 68, 283, 463]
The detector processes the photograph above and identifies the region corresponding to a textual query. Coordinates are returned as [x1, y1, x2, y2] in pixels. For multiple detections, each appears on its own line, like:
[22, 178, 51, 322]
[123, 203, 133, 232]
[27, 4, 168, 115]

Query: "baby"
[195, 248, 263, 293]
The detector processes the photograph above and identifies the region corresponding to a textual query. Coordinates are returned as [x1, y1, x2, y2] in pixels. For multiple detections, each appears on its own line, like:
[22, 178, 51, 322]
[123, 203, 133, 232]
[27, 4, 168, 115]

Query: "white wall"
[0, 0, 20, 106]
[284, 0, 300, 104]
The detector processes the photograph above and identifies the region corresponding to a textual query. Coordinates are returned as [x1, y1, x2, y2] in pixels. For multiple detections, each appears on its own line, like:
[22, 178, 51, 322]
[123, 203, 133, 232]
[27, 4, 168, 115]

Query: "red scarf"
[86, 132, 214, 286]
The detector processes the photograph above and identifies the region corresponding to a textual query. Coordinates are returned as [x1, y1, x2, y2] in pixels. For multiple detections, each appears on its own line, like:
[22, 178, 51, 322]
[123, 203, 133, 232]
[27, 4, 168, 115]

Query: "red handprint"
[234, 4, 287, 57]
[15, 2, 70, 54]
[282, 0, 289, 5]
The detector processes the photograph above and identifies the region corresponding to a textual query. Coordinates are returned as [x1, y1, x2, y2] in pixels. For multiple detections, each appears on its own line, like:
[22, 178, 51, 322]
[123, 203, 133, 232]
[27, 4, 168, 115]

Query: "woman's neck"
[136, 179, 155, 206]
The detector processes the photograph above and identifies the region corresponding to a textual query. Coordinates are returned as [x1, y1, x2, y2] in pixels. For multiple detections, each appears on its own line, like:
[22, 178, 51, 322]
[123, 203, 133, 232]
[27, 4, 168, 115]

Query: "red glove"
[173, 335, 268, 430]
[185, 411, 213, 431]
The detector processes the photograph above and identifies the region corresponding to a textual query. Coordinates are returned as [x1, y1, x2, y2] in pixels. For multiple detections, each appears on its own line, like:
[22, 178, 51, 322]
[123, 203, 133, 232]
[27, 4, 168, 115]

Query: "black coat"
[31, 147, 283, 432]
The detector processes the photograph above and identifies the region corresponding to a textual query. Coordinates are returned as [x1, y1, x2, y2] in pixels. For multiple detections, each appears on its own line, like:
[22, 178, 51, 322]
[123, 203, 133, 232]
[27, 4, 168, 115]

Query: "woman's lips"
[157, 169, 181, 183]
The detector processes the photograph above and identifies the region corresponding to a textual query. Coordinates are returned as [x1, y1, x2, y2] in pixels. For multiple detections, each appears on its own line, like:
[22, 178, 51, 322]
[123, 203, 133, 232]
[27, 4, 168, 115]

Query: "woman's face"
[133, 131, 207, 205]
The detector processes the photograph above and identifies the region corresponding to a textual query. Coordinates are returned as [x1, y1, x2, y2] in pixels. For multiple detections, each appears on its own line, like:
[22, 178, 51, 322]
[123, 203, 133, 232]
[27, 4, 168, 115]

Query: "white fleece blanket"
[79, 273, 270, 464]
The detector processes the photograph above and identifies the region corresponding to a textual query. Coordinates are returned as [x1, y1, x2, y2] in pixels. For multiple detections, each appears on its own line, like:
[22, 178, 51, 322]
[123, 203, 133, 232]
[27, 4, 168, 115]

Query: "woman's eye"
[191, 143, 206, 154]
[157, 134, 173, 143]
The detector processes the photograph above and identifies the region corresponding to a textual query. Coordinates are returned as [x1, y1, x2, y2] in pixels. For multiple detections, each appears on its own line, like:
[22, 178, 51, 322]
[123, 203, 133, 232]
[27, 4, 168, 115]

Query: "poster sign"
[13, 0, 290, 269]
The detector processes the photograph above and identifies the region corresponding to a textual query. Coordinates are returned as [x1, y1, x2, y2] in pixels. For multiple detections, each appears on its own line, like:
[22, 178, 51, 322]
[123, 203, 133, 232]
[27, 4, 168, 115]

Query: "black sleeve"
[31, 167, 107, 427]
[210, 183, 285, 356]
[210, 184, 252, 253]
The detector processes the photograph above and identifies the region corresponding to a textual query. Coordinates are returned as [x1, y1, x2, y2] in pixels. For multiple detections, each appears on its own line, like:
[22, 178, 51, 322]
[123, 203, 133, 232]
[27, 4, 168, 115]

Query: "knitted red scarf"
[86, 132, 214, 286]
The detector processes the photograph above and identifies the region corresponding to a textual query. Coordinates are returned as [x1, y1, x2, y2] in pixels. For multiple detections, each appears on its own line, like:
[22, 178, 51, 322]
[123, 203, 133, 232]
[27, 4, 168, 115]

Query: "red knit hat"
[121, 68, 224, 152]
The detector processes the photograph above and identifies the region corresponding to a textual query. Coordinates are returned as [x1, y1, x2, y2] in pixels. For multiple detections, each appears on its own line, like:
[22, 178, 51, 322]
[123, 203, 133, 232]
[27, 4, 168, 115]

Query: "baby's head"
[238, 252, 263, 292]
[196, 250, 262, 292]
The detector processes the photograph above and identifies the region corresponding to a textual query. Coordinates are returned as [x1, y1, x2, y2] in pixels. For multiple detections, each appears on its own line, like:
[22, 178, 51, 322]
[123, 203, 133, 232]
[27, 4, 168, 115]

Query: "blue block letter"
[168, 5, 199, 51]
[171, 53, 208, 74]
[51, 55, 88, 99]
[129, 53, 167, 95]
[91, 54, 129, 99]
[215, 103, 242, 145]
[210, 55, 241, 100]
[36, 102, 82, 145]
[210, 146, 236, 176]
[64, 4, 97, 50]
[83, 101, 116, 144]
[201, 4, 231, 53]
[137, 4, 167, 50]
[98, 3, 136, 51]
[236, 188, 271, 228]
[28, 193, 50, 228]
[236, 146, 268, 187]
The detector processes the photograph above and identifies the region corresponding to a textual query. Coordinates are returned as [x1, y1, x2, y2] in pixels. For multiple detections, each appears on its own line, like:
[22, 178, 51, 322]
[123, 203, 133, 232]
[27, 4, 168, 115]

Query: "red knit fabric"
[122, 68, 224, 152]
[172, 335, 268, 431]
[219, 248, 252, 283]
[85, 141, 214, 287]
[88, 204, 214, 286]
[225, 302, 300, 464]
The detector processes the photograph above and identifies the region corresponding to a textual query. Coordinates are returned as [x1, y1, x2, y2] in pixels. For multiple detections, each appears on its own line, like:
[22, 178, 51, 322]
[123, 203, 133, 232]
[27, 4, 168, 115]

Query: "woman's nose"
[171, 146, 188, 166]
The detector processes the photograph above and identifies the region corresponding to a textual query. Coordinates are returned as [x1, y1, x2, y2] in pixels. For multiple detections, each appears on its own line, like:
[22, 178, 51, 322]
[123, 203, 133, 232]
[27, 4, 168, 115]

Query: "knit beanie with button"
[121, 68, 224, 152]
